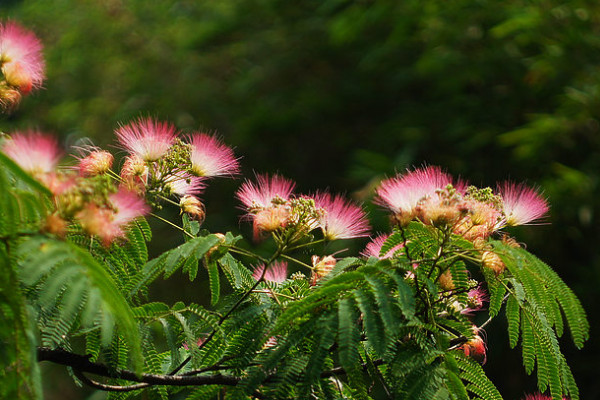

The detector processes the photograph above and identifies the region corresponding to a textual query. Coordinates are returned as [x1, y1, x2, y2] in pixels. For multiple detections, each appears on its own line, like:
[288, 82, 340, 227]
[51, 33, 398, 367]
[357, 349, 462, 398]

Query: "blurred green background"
[2, 0, 599, 398]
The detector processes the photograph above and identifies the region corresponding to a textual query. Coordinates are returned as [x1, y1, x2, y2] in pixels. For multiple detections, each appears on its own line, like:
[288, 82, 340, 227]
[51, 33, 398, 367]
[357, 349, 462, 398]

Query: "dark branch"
[37, 347, 240, 387]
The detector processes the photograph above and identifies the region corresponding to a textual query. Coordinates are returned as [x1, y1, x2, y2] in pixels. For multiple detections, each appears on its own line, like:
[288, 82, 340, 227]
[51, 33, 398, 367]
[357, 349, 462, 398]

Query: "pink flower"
[462, 286, 489, 314]
[375, 166, 464, 225]
[77, 189, 150, 246]
[236, 174, 295, 210]
[188, 133, 240, 177]
[361, 233, 404, 259]
[2, 131, 61, 174]
[522, 394, 569, 400]
[253, 261, 288, 283]
[497, 182, 549, 226]
[313, 192, 370, 240]
[75, 148, 113, 177]
[115, 117, 177, 161]
[163, 173, 206, 197]
[460, 326, 487, 364]
[0, 21, 45, 94]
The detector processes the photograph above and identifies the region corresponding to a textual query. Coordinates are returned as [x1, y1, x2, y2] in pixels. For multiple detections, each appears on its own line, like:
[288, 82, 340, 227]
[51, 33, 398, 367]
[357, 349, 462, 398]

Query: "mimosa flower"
[313, 192, 370, 240]
[252, 261, 288, 283]
[462, 286, 488, 314]
[2, 131, 61, 175]
[0, 21, 45, 94]
[188, 133, 240, 177]
[522, 394, 569, 400]
[460, 327, 487, 364]
[75, 148, 113, 177]
[375, 166, 464, 226]
[115, 117, 177, 161]
[77, 189, 150, 246]
[497, 182, 549, 226]
[164, 173, 206, 197]
[236, 174, 295, 210]
[361, 233, 404, 259]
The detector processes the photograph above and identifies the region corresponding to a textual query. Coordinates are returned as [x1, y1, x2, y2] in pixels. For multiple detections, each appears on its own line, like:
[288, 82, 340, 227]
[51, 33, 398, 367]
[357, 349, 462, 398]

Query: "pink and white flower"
[188, 133, 240, 177]
[2, 130, 61, 175]
[236, 174, 295, 210]
[0, 21, 45, 94]
[74, 148, 113, 177]
[77, 189, 150, 246]
[115, 117, 177, 161]
[497, 182, 549, 226]
[313, 192, 370, 240]
[361, 233, 404, 259]
[163, 173, 206, 197]
[375, 166, 464, 225]
[252, 261, 288, 283]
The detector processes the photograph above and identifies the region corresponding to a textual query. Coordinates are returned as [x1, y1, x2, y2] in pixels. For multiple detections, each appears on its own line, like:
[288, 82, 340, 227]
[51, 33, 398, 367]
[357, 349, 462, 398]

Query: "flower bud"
[179, 195, 205, 222]
[438, 269, 455, 290]
[482, 251, 505, 275]
[310, 255, 336, 285]
[120, 155, 148, 193]
[253, 205, 290, 237]
[42, 213, 68, 238]
[0, 85, 22, 111]
[78, 150, 113, 176]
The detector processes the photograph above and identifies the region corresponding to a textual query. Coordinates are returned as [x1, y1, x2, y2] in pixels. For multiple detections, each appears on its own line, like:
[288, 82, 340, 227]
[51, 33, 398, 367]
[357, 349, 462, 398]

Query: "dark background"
[2, 1, 599, 399]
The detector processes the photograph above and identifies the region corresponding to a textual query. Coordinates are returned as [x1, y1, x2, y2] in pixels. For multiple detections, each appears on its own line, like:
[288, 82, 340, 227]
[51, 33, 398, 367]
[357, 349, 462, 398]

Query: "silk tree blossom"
[252, 261, 288, 283]
[361, 233, 404, 259]
[312, 192, 370, 240]
[74, 147, 113, 177]
[188, 133, 240, 177]
[163, 173, 206, 197]
[236, 174, 295, 210]
[77, 189, 150, 246]
[522, 394, 569, 400]
[0, 21, 45, 94]
[460, 326, 487, 364]
[375, 166, 464, 226]
[497, 182, 549, 226]
[462, 286, 489, 315]
[115, 117, 177, 161]
[2, 131, 61, 175]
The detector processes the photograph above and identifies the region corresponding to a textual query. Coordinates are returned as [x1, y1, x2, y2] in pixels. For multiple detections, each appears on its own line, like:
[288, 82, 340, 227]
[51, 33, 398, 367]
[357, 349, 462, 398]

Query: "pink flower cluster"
[1, 116, 240, 246]
[236, 174, 370, 242]
[363, 166, 549, 364]
[375, 165, 548, 237]
[0, 20, 45, 109]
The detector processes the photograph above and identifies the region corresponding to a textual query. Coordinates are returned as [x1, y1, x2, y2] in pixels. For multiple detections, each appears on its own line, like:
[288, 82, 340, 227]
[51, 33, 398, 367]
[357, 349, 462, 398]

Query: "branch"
[37, 347, 240, 388]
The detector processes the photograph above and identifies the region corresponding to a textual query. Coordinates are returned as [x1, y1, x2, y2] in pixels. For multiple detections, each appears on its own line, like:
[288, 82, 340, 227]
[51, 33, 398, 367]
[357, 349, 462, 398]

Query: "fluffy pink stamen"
[2, 131, 61, 174]
[497, 182, 549, 226]
[188, 133, 240, 177]
[0, 21, 45, 93]
[375, 166, 463, 214]
[115, 117, 177, 161]
[236, 174, 295, 210]
[361, 233, 404, 259]
[252, 261, 288, 283]
[313, 192, 370, 240]
[164, 173, 206, 197]
[109, 189, 151, 226]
